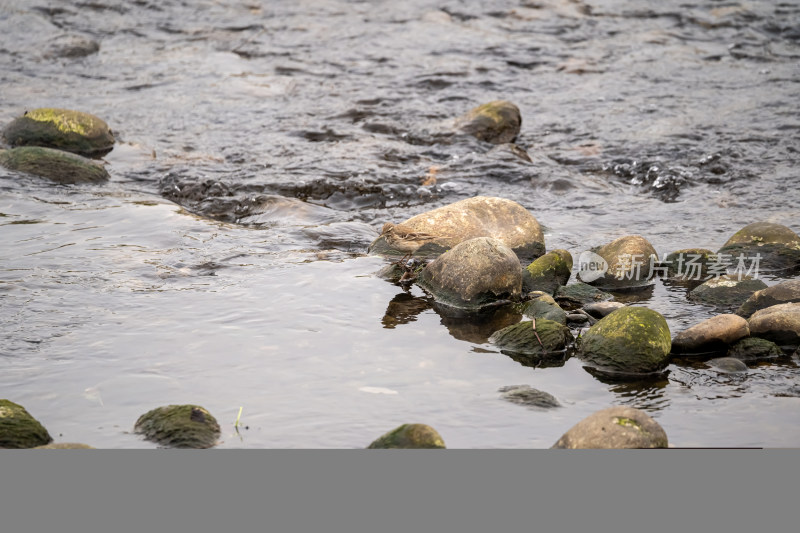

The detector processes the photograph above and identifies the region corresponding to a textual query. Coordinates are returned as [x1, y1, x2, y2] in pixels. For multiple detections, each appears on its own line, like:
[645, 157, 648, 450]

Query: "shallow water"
[1, 0, 799, 448]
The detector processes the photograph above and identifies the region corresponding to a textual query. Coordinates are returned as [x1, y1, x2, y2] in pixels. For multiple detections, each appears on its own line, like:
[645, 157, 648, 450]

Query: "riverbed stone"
[578, 235, 658, 290]
[368, 196, 545, 260]
[521, 296, 567, 325]
[708, 357, 748, 373]
[736, 280, 800, 318]
[583, 301, 625, 318]
[367, 423, 446, 449]
[2, 108, 115, 156]
[671, 314, 750, 355]
[522, 249, 573, 294]
[747, 303, 800, 348]
[663, 248, 716, 280]
[0, 146, 109, 184]
[718, 222, 800, 274]
[0, 399, 53, 449]
[134, 404, 221, 449]
[489, 318, 574, 356]
[417, 237, 522, 310]
[33, 442, 95, 449]
[688, 275, 768, 310]
[554, 282, 614, 310]
[727, 337, 783, 361]
[551, 406, 668, 449]
[499, 385, 561, 409]
[577, 307, 672, 375]
[454, 100, 521, 144]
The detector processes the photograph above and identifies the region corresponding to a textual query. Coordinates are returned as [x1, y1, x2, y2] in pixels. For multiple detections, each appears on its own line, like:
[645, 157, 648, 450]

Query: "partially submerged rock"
[489, 318, 574, 356]
[736, 280, 800, 318]
[554, 282, 614, 311]
[551, 406, 668, 449]
[747, 303, 800, 349]
[134, 405, 221, 449]
[368, 196, 545, 261]
[499, 385, 560, 409]
[718, 222, 800, 275]
[583, 301, 625, 318]
[0, 399, 53, 449]
[707, 357, 748, 373]
[367, 423, 446, 449]
[578, 235, 658, 290]
[688, 275, 768, 310]
[417, 237, 522, 310]
[671, 314, 750, 355]
[2, 108, 115, 156]
[33, 442, 95, 449]
[663, 248, 717, 281]
[522, 249, 573, 294]
[454, 100, 521, 144]
[521, 296, 567, 325]
[727, 337, 784, 361]
[577, 307, 672, 377]
[0, 146, 109, 184]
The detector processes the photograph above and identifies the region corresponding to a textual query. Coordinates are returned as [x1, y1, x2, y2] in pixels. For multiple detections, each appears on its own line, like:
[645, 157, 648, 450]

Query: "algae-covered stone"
[499, 385, 561, 409]
[521, 297, 567, 325]
[134, 404, 221, 449]
[0, 146, 109, 184]
[3, 108, 115, 156]
[577, 307, 672, 375]
[367, 423, 445, 449]
[688, 275, 768, 310]
[671, 314, 750, 355]
[554, 282, 614, 310]
[727, 337, 784, 361]
[33, 442, 95, 449]
[708, 357, 748, 373]
[718, 222, 800, 274]
[0, 399, 53, 449]
[578, 235, 658, 290]
[522, 249, 573, 294]
[747, 302, 800, 349]
[454, 100, 521, 144]
[663, 248, 717, 280]
[369, 196, 545, 261]
[736, 280, 800, 318]
[417, 237, 522, 310]
[551, 406, 668, 449]
[489, 318, 574, 356]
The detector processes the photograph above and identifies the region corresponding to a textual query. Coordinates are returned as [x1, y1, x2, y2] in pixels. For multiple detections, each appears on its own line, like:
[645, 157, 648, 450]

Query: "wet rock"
[747, 303, 800, 349]
[521, 295, 567, 325]
[43, 34, 100, 59]
[2, 108, 115, 156]
[33, 442, 95, 449]
[554, 282, 614, 310]
[578, 235, 658, 290]
[0, 399, 53, 449]
[718, 222, 800, 275]
[577, 307, 672, 376]
[708, 357, 748, 374]
[368, 196, 545, 261]
[688, 275, 768, 310]
[566, 312, 590, 324]
[663, 248, 716, 280]
[367, 423, 446, 449]
[522, 249, 573, 294]
[736, 280, 800, 318]
[417, 237, 522, 310]
[454, 100, 521, 144]
[489, 318, 574, 356]
[583, 301, 625, 318]
[551, 406, 668, 449]
[0, 146, 109, 184]
[134, 405, 221, 449]
[499, 385, 560, 409]
[671, 314, 750, 355]
[727, 337, 784, 361]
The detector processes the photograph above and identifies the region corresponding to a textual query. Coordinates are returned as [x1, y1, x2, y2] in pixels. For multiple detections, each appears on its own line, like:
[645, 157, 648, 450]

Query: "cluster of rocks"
[0, 108, 114, 184]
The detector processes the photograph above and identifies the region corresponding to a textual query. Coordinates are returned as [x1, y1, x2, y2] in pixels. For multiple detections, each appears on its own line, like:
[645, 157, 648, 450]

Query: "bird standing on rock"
[379, 222, 438, 255]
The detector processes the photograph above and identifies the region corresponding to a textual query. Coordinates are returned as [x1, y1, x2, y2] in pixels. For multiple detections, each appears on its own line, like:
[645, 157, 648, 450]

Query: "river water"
[1, 0, 799, 448]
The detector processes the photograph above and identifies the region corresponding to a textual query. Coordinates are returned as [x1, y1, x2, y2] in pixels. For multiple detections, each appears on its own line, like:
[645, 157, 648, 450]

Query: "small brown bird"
[380, 222, 438, 255]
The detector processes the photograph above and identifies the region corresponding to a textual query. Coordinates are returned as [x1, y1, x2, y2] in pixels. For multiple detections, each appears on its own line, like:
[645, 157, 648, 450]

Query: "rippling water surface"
[1, 0, 799, 448]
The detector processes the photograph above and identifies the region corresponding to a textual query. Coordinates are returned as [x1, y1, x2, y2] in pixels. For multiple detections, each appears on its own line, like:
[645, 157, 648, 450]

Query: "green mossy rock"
[499, 385, 561, 408]
[489, 318, 574, 356]
[134, 404, 221, 449]
[747, 303, 800, 349]
[577, 307, 672, 375]
[718, 222, 800, 274]
[367, 423, 446, 449]
[663, 248, 717, 280]
[369, 196, 545, 261]
[551, 406, 668, 449]
[736, 280, 800, 318]
[727, 337, 784, 361]
[521, 298, 567, 325]
[0, 399, 53, 449]
[522, 249, 573, 294]
[579, 235, 658, 290]
[455, 100, 521, 144]
[554, 282, 614, 310]
[417, 237, 522, 310]
[0, 146, 109, 184]
[3, 108, 115, 156]
[688, 275, 768, 310]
